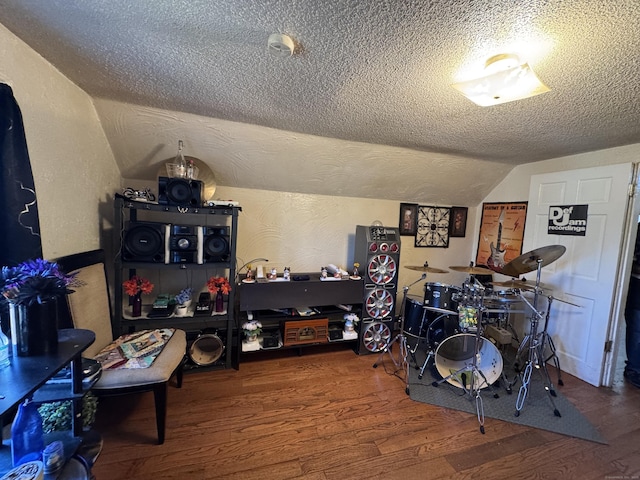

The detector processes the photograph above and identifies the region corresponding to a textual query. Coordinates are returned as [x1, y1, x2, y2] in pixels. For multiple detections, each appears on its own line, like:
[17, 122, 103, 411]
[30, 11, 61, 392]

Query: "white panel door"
[524, 163, 632, 386]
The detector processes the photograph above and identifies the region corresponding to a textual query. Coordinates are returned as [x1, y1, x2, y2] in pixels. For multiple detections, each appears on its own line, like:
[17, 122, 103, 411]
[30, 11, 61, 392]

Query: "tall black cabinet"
[113, 195, 240, 370]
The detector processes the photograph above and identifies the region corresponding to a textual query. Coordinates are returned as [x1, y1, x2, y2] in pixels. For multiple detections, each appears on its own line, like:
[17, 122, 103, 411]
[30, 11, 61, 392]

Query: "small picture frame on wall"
[399, 203, 418, 236]
[449, 207, 468, 238]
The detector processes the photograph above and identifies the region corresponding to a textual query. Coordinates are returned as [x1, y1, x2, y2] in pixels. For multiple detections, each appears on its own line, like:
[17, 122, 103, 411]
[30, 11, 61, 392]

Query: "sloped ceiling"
[1, 1, 640, 205]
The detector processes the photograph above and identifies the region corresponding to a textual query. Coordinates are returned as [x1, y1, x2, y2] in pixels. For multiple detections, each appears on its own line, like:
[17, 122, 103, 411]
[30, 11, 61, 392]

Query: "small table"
[0, 329, 99, 477]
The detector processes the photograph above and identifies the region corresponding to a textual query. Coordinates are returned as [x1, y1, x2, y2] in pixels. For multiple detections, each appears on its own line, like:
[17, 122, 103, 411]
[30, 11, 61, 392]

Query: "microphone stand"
[373, 273, 426, 395]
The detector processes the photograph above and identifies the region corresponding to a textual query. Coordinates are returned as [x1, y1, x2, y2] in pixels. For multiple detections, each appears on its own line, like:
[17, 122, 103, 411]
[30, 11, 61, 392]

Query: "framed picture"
[475, 201, 528, 273]
[449, 207, 468, 238]
[415, 205, 450, 247]
[399, 203, 418, 236]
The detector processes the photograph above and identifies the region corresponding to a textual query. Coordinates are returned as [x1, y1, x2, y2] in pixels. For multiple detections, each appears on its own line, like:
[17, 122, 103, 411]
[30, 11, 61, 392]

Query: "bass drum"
[189, 333, 225, 366]
[434, 333, 503, 389]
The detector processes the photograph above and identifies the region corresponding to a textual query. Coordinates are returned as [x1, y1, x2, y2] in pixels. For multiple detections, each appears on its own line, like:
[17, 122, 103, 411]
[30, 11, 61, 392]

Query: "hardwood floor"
[91, 343, 640, 479]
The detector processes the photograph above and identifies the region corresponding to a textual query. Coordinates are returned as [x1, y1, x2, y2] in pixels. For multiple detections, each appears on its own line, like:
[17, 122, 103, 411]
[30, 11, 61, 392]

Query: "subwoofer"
[198, 226, 230, 263]
[158, 176, 204, 207]
[356, 318, 394, 354]
[122, 222, 169, 263]
[168, 224, 199, 264]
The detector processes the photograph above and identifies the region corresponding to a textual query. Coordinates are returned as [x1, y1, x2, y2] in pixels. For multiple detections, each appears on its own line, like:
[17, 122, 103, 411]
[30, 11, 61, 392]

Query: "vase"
[246, 334, 258, 343]
[132, 294, 142, 317]
[215, 291, 224, 312]
[175, 304, 188, 317]
[9, 297, 59, 356]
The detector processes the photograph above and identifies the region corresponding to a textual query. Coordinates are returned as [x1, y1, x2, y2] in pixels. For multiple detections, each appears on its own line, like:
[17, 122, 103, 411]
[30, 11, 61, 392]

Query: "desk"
[0, 329, 96, 476]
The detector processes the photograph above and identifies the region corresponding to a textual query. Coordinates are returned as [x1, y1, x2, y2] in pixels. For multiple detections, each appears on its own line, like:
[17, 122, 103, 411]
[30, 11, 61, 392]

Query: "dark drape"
[0, 83, 43, 266]
[0, 83, 43, 333]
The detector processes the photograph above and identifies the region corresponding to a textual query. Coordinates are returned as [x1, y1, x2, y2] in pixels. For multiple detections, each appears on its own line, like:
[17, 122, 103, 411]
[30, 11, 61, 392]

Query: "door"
[524, 163, 633, 386]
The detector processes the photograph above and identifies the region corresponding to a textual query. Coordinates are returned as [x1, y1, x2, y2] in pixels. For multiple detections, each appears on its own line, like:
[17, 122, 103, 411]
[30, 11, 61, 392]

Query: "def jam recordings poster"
[548, 205, 588, 236]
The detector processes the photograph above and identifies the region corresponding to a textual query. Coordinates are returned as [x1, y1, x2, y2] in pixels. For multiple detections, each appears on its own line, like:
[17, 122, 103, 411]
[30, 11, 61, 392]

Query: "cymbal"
[490, 280, 546, 292]
[501, 245, 566, 277]
[405, 264, 448, 274]
[549, 296, 582, 308]
[449, 265, 494, 275]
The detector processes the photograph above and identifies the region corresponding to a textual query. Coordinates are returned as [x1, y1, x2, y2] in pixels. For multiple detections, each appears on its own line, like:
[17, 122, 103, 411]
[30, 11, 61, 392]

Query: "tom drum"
[423, 283, 460, 315]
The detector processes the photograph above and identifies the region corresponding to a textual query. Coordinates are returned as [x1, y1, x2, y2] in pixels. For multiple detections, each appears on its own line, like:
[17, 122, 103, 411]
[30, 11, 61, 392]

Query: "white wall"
[0, 23, 121, 259]
[474, 143, 640, 260]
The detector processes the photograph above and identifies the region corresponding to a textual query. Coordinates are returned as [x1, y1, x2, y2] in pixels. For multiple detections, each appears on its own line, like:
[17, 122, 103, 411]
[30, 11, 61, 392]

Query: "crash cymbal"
[405, 264, 448, 274]
[449, 265, 494, 275]
[500, 245, 566, 277]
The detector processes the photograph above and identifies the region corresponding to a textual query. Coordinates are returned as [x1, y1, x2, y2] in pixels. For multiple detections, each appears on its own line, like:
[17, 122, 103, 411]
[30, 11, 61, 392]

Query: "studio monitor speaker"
[122, 222, 169, 263]
[158, 176, 204, 207]
[197, 226, 230, 263]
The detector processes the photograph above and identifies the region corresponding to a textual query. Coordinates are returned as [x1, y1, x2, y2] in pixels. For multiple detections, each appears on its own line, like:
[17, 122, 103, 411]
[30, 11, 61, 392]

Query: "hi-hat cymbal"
[449, 265, 494, 275]
[501, 245, 566, 277]
[405, 264, 448, 274]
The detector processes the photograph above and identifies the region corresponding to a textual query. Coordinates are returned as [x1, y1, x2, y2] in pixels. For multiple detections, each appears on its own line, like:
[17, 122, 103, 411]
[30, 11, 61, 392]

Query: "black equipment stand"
[373, 273, 426, 395]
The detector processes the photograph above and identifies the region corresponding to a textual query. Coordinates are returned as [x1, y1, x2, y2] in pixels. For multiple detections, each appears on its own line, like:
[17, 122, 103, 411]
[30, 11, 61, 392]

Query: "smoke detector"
[268, 33, 295, 57]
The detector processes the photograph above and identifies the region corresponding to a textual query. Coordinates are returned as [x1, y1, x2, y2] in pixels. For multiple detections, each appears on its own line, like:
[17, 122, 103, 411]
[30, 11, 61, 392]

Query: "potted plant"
[173, 287, 193, 317]
[122, 275, 154, 318]
[38, 392, 99, 433]
[0, 258, 79, 356]
[206, 276, 231, 313]
[241, 320, 262, 342]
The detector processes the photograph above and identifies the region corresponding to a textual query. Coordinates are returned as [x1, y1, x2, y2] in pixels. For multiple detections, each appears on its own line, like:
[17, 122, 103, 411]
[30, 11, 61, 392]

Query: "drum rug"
[406, 345, 607, 444]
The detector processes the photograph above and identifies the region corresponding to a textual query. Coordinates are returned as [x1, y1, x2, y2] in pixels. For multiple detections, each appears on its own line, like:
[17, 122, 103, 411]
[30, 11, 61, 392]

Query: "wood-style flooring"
[91, 343, 640, 479]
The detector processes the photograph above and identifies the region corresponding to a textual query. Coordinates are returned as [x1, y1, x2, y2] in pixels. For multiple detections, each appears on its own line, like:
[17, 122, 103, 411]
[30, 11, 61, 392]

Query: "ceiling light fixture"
[452, 53, 550, 107]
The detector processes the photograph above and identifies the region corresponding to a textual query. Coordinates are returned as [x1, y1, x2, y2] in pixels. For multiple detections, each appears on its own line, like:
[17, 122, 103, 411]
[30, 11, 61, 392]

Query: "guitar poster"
[475, 202, 528, 273]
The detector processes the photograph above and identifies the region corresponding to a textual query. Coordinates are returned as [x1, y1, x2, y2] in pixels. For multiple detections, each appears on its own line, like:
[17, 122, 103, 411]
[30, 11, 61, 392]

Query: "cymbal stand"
[373, 273, 426, 395]
[513, 261, 561, 417]
[431, 286, 495, 434]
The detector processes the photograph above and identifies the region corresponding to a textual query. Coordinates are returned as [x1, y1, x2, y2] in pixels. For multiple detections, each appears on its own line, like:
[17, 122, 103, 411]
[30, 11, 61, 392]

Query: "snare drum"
[423, 283, 460, 314]
[403, 295, 429, 338]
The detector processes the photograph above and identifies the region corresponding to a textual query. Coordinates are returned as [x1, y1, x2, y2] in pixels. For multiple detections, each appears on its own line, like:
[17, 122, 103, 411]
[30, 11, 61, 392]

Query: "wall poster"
[475, 202, 528, 273]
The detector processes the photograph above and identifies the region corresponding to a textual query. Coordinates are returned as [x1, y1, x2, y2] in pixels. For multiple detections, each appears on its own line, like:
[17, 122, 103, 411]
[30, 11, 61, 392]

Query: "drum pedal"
[485, 325, 511, 345]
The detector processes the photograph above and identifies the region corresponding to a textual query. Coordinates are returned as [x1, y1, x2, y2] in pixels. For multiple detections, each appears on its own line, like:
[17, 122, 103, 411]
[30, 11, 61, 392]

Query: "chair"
[55, 249, 187, 444]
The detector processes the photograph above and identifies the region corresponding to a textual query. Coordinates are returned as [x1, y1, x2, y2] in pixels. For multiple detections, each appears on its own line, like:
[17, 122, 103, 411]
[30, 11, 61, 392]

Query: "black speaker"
[168, 224, 199, 263]
[354, 225, 401, 354]
[199, 226, 230, 263]
[122, 222, 168, 263]
[158, 176, 204, 207]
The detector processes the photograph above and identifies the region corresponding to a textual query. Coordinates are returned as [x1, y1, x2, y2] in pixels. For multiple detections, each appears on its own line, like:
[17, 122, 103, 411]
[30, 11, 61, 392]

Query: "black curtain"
[0, 83, 42, 266]
[0, 83, 43, 332]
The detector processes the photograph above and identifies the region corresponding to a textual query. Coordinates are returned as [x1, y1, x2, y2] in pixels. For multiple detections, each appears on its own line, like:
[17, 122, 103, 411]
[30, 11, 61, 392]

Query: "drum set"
[374, 245, 579, 433]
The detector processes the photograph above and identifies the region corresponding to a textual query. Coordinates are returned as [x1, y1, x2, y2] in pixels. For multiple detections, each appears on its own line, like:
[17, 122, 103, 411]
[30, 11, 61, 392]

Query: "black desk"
[0, 329, 96, 476]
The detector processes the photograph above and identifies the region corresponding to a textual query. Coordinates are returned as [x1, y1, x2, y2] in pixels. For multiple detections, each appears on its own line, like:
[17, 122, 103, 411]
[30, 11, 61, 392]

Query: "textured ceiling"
[2, 1, 640, 204]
